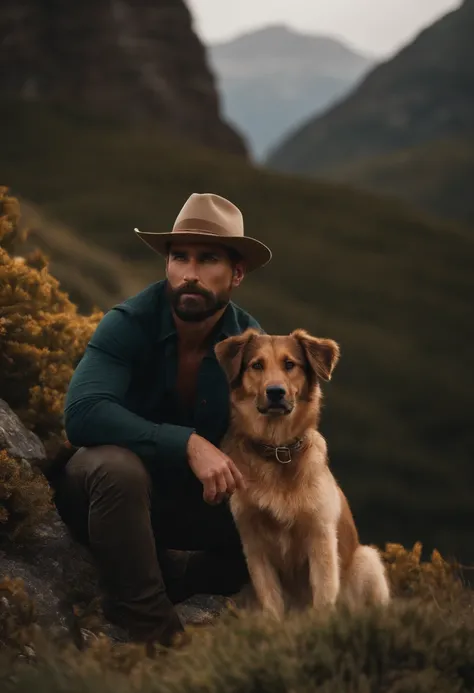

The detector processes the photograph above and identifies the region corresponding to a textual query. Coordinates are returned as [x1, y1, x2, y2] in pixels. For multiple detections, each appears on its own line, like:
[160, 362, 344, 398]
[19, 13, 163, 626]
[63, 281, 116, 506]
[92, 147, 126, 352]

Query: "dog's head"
[215, 328, 340, 438]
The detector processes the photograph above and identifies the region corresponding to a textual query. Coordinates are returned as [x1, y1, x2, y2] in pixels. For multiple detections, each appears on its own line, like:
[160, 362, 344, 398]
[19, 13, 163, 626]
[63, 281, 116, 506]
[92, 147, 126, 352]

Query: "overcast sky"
[187, 0, 462, 56]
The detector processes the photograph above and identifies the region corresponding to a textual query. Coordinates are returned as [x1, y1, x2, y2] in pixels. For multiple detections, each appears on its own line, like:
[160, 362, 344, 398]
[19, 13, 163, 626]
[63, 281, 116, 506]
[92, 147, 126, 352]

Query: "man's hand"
[187, 433, 246, 504]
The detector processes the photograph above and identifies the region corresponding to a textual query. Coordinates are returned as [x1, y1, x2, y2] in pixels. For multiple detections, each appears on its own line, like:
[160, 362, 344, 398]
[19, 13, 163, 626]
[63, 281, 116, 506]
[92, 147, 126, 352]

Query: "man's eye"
[251, 361, 263, 370]
[284, 360, 295, 371]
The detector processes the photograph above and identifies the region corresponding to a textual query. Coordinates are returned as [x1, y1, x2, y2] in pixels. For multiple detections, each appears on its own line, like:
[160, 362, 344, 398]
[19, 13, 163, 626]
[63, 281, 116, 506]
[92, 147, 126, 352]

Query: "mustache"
[174, 282, 213, 300]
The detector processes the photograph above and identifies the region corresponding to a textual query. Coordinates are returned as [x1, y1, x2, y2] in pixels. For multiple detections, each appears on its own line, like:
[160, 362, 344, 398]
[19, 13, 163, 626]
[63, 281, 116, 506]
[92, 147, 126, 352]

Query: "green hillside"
[323, 137, 474, 227]
[2, 100, 474, 564]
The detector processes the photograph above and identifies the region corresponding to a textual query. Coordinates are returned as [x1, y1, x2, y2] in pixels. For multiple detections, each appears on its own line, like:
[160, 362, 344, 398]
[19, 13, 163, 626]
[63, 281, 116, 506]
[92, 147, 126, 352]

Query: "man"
[52, 192, 272, 647]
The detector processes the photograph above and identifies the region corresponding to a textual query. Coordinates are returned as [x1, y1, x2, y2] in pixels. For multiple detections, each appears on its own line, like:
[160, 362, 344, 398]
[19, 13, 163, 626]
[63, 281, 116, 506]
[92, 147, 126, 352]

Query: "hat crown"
[173, 193, 244, 238]
[134, 191, 272, 272]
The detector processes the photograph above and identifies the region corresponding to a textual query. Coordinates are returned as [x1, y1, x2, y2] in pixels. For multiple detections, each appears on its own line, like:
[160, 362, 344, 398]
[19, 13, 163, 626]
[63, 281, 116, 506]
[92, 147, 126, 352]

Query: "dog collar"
[251, 437, 306, 464]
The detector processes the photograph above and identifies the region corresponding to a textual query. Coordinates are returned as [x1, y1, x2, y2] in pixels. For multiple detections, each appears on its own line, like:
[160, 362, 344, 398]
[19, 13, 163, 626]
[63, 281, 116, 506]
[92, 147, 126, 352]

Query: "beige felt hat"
[134, 193, 272, 272]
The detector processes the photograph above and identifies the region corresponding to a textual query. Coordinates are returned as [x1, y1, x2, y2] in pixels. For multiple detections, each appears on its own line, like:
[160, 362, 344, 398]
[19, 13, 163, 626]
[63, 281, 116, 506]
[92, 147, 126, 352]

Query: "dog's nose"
[266, 385, 286, 402]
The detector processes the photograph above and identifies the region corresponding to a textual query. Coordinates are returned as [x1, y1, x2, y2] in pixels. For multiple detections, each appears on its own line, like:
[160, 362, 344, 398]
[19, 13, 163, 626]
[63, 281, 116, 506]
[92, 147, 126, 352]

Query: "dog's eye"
[251, 361, 263, 370]
[284, 360, 295, 371]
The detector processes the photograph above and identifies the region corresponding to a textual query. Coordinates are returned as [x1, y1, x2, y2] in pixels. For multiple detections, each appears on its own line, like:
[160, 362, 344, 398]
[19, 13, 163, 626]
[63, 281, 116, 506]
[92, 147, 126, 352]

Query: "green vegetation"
[1, 568, 473, 693]
[323, 137, 474, 227]
[1, 101, 474, 565]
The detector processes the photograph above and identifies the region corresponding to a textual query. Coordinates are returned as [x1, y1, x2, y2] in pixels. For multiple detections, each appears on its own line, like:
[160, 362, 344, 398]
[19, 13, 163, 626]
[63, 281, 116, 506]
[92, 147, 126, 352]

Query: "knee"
[69, 445, 151, 497]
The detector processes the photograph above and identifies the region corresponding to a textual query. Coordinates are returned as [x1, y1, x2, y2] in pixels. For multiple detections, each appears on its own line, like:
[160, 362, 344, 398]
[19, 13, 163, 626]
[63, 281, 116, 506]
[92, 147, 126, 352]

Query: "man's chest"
[175, 350, 205, 411]
[129, 341, 231, 444]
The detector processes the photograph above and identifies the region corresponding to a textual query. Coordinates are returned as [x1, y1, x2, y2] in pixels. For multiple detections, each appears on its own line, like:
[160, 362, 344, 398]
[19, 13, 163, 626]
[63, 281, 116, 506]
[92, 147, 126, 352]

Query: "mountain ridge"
[207, 24, 374, 158]
[267, 1, 474, 176]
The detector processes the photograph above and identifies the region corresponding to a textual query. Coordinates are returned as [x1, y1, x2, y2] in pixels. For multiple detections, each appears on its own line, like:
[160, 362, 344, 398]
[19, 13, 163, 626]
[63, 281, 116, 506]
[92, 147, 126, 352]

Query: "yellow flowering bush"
[381, 541, 463, 603]
[0, 187, 102, 451]
[0, 187, 102, 536]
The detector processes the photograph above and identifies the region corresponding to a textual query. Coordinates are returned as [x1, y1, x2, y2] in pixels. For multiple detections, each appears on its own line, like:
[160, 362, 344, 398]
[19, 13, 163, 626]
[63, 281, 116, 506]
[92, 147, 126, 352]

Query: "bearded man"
[51, 193, 272, 647]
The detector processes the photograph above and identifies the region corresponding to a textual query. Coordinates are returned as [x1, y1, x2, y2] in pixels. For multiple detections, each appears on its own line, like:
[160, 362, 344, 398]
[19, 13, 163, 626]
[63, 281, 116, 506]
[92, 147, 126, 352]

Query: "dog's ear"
[291, 329, 340, 381]
[214, 328, 259, 386]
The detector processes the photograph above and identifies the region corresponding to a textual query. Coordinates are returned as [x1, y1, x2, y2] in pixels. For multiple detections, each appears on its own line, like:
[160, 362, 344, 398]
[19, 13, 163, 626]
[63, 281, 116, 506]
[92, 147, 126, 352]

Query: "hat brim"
[134, 229, 272, 273]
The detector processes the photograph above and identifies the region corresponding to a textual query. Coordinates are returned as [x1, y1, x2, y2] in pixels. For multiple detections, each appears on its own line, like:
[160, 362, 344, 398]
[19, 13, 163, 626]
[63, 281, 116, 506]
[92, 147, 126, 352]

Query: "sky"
[187, 0, 462, 57]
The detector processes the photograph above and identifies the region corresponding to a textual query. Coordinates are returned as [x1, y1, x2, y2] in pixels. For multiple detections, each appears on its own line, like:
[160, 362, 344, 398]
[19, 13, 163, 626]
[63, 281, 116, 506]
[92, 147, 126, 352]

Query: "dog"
[214, 328, 390, 619]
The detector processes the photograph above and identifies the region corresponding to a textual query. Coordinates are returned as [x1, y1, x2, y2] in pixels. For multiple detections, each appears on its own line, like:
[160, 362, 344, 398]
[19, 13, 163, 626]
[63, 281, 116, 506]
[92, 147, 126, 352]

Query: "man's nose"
[266, 385, 286, 402]
[183, 262, 199, 282]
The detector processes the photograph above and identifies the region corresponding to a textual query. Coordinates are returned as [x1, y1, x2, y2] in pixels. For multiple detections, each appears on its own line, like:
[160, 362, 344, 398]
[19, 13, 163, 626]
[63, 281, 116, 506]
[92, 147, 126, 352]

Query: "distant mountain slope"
[208, 25, 373, 159]
[267, 1, 474, 192]
[14, 201, 150, 315]
[3, 100, 474, 563]
[329, 137, 474, 227]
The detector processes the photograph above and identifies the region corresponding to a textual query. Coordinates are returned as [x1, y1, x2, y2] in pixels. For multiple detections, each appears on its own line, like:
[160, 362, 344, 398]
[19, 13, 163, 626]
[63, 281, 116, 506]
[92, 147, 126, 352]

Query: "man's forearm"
[64, 397, 195, 468]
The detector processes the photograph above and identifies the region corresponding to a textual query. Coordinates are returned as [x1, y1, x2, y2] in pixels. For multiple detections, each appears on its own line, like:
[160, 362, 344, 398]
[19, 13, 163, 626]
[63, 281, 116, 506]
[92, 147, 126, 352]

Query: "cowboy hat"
[134, 193, 272, 272]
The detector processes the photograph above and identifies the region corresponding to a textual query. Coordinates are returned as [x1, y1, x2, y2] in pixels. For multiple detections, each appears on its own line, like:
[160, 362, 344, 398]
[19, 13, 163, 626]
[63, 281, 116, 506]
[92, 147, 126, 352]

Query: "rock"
[0, 512, 100, 641]
[1, 0, 247, 156]
[0, 399, 46, 465]
[0, 512, 235, 645]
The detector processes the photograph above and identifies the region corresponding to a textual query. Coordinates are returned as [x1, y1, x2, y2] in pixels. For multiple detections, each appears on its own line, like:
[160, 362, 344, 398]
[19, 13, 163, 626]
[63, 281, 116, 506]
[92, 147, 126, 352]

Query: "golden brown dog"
[215, 328, 390, 619]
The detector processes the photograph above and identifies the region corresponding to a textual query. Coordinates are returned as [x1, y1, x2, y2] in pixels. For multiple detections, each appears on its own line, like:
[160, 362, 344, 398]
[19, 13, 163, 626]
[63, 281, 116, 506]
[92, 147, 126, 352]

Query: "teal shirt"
[64, 280, 262, 470]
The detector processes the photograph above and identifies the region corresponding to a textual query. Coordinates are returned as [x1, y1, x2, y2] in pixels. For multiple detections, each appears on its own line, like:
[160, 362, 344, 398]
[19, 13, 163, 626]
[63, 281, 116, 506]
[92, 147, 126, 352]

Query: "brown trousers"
[52, 445, 248, 646]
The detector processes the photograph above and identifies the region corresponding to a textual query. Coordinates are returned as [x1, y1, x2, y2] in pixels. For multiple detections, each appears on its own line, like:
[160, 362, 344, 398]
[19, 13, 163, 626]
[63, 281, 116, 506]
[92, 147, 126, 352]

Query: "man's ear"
[231, 262, 245, 287]
[214, 328, 258, 386]
[291, 329, 340, 381]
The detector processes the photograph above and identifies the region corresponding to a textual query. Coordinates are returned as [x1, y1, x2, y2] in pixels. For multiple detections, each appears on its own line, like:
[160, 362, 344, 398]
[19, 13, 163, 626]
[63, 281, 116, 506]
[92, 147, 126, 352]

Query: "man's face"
[165, 242, 245, 322]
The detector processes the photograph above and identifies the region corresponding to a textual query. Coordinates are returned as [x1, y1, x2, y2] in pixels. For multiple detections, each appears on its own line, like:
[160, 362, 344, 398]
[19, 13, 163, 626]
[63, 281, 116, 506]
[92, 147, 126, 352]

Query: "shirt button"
[201, 399, 207, 405]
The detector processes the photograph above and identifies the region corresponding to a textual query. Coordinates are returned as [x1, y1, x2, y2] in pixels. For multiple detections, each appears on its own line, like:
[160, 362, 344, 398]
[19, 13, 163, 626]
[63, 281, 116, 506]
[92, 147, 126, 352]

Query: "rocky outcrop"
[0, 399, 46, 464]
[1, 0, 246, 156]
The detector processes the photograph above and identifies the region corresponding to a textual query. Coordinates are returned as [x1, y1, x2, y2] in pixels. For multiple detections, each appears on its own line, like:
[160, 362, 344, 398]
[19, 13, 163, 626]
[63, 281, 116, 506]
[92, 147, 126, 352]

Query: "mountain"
[2, 99, 474, 563]
[0, 0, 246, 156]
[208, 25, 374, 159]
[267, 1, 474, 225]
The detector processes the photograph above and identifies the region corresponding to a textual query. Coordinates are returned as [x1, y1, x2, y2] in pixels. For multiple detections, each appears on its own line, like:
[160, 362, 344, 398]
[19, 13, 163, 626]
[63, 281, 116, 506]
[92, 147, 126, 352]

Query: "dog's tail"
[342, 545, 391, 609]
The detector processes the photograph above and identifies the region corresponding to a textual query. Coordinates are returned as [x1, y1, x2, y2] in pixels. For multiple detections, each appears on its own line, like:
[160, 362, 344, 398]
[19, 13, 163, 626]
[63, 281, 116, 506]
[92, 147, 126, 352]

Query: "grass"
[14, 200, 151, 314]
[1, 100, 474, 564]
[319, 137, 474, 228]
[2, 595, 474, 692]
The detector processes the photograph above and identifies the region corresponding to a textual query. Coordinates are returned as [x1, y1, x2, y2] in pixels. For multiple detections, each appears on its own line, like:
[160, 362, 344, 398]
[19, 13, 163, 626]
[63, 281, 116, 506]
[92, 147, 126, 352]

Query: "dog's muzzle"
[257, 385, 293, 415]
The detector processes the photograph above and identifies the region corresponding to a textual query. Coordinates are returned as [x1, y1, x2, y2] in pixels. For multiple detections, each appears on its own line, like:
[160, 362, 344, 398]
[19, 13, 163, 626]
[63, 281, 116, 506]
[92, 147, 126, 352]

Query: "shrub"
[0, 577, 39, 656]
[0, 187, 102, 536]
[0, 186, 102, 451]
[0, 450, 53, 539]
[382, 541, 464, 603]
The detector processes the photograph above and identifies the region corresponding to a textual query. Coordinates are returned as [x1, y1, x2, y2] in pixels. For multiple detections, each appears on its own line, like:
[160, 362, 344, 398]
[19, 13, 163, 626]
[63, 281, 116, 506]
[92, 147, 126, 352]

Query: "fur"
[215, 328, 390, 619]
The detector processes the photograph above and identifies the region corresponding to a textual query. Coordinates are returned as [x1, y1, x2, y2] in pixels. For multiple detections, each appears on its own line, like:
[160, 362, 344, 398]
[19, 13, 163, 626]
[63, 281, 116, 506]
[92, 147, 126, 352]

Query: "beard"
[166, 280, 232, 323]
